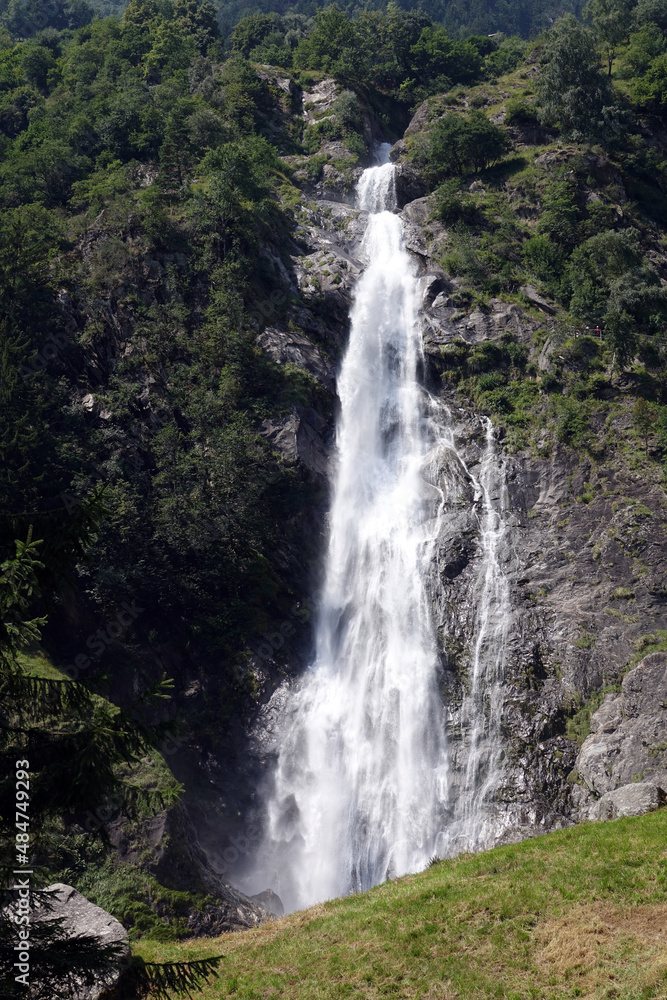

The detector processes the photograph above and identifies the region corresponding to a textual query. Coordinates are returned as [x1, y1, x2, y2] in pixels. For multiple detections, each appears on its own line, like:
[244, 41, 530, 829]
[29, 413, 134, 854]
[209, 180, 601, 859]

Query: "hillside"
[0, 0, 584, 41]
[134, 810, 667, 999]
[1, 0, 667, 994]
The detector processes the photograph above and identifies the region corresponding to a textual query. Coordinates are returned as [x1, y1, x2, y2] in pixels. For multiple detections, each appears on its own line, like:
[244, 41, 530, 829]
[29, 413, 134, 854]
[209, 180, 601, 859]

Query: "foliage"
[0, 0, 95, 36]
[620, 23, 667, 77]
[584, 0, 636, 75]
[219, 0, 585, 42]
[0, 539, 219, 998]
[535, 14, 621, 142]
[420, 110, 511, 182]
[636, 51, 667, 107]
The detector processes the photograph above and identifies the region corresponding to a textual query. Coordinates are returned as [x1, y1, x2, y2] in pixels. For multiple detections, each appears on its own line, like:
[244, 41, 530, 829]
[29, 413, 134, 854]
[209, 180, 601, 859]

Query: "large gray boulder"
[34, 883, 129, 1000]
[591, 782, 666, 820]
[575, 653, 667, 801]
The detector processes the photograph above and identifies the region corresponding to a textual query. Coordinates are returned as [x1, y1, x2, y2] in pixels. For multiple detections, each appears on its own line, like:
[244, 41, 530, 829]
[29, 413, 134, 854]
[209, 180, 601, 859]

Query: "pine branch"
[0, 671, 98, 719]
[121, 955, 223, 1000]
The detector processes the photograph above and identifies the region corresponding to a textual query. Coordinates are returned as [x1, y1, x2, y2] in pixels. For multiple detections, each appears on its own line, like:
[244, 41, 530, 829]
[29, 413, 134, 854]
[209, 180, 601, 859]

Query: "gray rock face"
[260, 405, 331, 477]
[591, 782, 666, 820]
[108, 802, 273, 935]
[192, 111, 667, 888]
[257, 326, 334, 388]
[251, 888, 284, 916]
[394, 160, 428, 207]
[574, 654, 667, 808]
[35, 883, 129, 1000]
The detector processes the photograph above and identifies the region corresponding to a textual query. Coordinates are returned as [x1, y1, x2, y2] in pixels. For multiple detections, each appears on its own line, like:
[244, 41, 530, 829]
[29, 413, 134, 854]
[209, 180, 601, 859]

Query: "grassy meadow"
[135, 810, 667, 1000]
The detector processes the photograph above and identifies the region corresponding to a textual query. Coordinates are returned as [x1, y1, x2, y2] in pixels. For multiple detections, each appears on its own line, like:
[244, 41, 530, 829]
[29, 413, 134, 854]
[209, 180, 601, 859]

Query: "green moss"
[565, 684, 619, 745]
[604, 607, 639, 624]
[630, 630, 667, 665]
[574, 628, 596, 649]
[73, 854, 210, 941]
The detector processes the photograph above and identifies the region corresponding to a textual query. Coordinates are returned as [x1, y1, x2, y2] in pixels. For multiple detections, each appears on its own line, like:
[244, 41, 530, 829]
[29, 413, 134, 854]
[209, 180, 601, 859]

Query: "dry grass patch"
[537, 903, 667, 998]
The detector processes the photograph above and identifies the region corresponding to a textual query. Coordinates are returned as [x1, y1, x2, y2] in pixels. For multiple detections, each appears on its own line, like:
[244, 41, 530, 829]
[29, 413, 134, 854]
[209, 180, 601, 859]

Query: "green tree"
[424, 110, 510, 182]
[409, 26, 483, 87]
[633, 397, 658, 452]
[584, 0, 635, 75]
[604, 307, 637, 374]
[636, 51, 667, 107]
[21, 45, 56, 90]
[622, 23, 666, 76]
[633, 0, 667, 29]
[293, 4, 362, 78]
[536, 14, 619, 142]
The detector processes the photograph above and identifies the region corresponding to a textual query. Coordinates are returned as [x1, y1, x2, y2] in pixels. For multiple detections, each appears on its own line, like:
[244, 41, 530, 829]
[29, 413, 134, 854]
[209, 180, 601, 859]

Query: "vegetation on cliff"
[1, 0, 667, 984]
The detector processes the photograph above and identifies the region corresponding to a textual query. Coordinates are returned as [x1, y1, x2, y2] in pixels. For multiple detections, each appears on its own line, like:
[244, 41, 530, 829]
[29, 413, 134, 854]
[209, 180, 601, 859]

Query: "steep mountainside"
[1, 0, 667, 947]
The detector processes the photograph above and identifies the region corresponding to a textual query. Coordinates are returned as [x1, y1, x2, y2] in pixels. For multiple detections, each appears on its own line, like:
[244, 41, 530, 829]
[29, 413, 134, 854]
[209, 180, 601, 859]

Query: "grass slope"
[135, 810, 667, 999]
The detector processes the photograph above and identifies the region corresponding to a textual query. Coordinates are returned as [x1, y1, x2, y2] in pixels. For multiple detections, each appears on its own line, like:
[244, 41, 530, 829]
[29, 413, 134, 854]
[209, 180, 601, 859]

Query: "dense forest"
[0, 0, 586, 42]
[2, 0, 667, 993]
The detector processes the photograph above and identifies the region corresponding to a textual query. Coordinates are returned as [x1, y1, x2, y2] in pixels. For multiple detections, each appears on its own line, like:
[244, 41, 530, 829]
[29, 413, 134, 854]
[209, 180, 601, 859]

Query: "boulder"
[34, 883, 129, 1000]
[591, 781, 666, 820]
[575, 653, 667, 799]
[394, 161, 427, 208]
[251, 888, 285, 917]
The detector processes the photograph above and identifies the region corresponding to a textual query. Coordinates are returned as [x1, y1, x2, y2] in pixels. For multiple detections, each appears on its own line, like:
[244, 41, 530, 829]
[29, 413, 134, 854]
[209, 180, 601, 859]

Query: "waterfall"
[253, 147, 450, 913]
[246, 148, 512, 913]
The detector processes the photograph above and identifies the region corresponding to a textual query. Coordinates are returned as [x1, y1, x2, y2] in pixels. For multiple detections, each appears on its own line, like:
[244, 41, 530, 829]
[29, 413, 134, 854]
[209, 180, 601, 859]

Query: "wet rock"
[389, 138, 407, 161]
[251, 888, 285, 916]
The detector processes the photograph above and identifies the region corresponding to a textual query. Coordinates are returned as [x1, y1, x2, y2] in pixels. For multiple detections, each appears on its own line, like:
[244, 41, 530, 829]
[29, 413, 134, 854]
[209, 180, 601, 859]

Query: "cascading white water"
[255, 147, 450, 913]
[436, 418, 512, 856]
[244, 147, 514, 912]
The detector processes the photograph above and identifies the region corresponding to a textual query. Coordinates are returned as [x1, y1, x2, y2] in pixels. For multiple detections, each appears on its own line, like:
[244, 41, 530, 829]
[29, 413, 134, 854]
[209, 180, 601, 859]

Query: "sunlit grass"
[135, 810, 667, 999]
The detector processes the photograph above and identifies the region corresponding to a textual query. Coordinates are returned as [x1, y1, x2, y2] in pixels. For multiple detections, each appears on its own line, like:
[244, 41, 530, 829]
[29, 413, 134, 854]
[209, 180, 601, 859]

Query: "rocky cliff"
[208, 73, 667, 888]
[19, 55, 667, 935]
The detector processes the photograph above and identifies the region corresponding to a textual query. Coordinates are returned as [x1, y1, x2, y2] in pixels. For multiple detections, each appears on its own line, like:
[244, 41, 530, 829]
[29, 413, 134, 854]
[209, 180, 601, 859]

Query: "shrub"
[477, 371, 505, 390]
[522, 234, 566, 284]
[505, 98, 539, 125]
[486, 37, 526, 76]
[555, 397, 590, 446]
[432, 178, 479, 225]
[425, 110, 511, 181]
[540, 371, 562, 393]
[636, 52, 667, 108]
